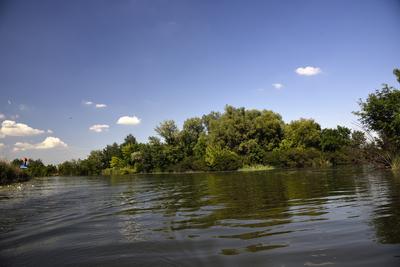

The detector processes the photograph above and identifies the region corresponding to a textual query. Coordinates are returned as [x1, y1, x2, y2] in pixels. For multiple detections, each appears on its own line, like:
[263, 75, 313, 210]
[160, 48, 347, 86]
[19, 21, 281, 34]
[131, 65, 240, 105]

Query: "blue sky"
[0, 0, 399, 163]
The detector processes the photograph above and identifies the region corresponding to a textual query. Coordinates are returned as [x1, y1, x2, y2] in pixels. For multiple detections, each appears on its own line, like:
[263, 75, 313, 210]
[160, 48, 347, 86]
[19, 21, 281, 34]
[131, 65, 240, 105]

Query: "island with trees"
[57, 69, 400, 176]
[1, 69, 399, 183]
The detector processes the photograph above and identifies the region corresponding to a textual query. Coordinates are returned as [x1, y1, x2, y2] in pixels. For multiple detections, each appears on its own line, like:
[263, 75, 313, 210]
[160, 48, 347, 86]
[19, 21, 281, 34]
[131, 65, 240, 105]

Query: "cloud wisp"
[95, 103, 107, 109]
[84, 101, 107, 109]
[272, 83, 283, 89]
[295, 66, 321, 76]
[117, 116, 141, 125]
[89, 124, 110, 132]
[0, 120, 44, 138]
[14, 137, 67, 151]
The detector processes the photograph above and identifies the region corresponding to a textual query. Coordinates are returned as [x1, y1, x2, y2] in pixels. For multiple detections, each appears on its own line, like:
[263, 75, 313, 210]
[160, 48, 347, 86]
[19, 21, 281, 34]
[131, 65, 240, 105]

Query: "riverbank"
[101, 164, 276, 176]
[0, 161, 30, 185]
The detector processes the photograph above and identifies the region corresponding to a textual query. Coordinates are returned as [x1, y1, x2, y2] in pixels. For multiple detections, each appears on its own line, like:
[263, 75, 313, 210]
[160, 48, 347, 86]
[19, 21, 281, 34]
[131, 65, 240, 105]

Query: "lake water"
[1, 168, 400, 266]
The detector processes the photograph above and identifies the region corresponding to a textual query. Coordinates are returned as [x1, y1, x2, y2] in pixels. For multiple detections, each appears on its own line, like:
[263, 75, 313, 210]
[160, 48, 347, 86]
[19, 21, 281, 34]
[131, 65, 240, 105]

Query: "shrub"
[205, 146, 242, 171]
[391, 155, 400, 171]
[0, 161, 29, 184]
[265, 148, 321, 168]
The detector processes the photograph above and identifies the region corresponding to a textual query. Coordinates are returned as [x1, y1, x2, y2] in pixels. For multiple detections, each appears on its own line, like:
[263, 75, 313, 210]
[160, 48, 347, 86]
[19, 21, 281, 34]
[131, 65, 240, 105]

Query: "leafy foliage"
[282, 119, 321, 149]
[7, 70, 399, 178]
[0, 161, 29, 184]
[320, 126, 351, 152]
[205, 145, 242, 171]
[354, 69, 400, 168]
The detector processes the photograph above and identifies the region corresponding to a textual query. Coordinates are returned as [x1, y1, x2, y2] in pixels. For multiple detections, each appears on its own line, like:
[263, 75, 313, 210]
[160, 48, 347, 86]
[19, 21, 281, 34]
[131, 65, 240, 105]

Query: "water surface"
[1, 168, 400, 266]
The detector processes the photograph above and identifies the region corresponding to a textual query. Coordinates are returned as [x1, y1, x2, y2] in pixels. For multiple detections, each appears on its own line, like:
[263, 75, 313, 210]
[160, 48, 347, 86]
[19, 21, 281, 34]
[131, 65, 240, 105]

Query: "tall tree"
[122, 134, 138, 146]
[355, 84, 400, 153]
[155, 120, 179, 146]
[320, 126, 351, 152]
[282, 119, 321, 149]
[180, 117, 205, 156]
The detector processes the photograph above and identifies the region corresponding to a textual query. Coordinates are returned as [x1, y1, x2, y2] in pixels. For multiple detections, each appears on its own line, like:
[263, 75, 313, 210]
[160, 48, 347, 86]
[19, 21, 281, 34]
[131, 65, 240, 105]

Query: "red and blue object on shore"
[20, 158, 29, 169]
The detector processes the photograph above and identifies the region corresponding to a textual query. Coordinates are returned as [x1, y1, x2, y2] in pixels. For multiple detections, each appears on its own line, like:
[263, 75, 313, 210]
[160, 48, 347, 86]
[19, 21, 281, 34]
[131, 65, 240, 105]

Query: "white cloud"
[95, 103, 107, 108]
[14, 137, 67, 151]
[272, 83, 283, 89]
[117, 116, 141, 125]
[0, 120, 44, 137]
[84, 101, 107, 109]
[89, 124, 110, 132]
[0, 113, 5, 119]
[7, 100, 11, 105]
[295, 66, 321, 76]
[19, 104, 28, 111]
[47, 129, 53, 134]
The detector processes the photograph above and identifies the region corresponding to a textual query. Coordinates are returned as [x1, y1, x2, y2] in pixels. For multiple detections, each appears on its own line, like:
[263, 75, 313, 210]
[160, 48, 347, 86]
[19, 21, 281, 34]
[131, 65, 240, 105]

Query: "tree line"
[57, 69, 399, 175]
[0, 159, 57, 184]
[2, 68, 399, 182]
[58, 108, 367, 175]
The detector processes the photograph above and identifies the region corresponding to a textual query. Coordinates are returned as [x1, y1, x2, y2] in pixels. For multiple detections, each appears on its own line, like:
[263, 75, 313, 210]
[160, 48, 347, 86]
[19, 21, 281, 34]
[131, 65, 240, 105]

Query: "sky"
[0, 0, 399, 164]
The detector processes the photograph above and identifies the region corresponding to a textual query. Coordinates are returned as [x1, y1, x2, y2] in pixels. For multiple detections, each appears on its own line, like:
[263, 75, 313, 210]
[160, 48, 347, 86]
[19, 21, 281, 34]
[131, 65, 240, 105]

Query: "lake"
[1, 168, 400, 266]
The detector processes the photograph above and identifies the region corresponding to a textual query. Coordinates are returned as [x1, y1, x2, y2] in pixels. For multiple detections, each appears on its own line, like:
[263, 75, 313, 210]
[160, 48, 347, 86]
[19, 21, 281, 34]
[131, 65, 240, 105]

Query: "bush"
[265, 148, 321, 168]
[205, 146, 242, 171]
[0, 161, 29, 184]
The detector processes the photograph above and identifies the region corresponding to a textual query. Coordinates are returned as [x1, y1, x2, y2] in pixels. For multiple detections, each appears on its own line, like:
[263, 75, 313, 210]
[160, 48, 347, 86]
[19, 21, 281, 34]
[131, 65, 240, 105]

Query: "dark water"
[1, 168, 400, 267]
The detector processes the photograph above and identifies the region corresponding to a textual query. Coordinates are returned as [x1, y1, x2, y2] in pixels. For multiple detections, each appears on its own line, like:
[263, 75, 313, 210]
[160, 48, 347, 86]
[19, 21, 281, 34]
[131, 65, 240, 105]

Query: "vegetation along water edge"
[1, 69, 400, 184]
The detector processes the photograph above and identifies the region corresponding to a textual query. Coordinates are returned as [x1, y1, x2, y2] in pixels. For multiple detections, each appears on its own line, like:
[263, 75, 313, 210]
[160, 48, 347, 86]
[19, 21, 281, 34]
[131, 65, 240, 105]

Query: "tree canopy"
[58, 104, 367, 175]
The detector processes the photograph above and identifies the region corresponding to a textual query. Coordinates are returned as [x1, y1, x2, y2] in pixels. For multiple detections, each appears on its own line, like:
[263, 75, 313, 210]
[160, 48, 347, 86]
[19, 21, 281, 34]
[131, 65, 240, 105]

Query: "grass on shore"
[0, 161, 30, 185]
[238, 164, 275, 172]
[102, 164, 275, 176]
[391, 155, 400, 172]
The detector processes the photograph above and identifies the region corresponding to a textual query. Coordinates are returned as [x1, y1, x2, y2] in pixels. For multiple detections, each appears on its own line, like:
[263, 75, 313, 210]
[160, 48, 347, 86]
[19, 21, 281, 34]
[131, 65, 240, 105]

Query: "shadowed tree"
[394, 68, 400, 83]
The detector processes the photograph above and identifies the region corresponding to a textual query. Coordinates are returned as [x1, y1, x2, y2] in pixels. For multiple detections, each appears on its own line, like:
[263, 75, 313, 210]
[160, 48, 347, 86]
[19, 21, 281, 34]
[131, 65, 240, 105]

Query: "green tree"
[110, 156, 126, 169]
[350, 130, 366, 149]
[238, 139, 265, 165]
[26, 159, 47, 177]
[202, 111, 221, 133]
[122, 134, 138, 146]
[121, 143, 138, 165]
[251, 109, 285, 150]
[155, 120, 179, 146]
[139, 136, 168, 172]
[354, 83, 400, 153]
[205, 145, 242, 171]
[180, 117, 205, 157]
[102, 143, 122, 168]
[394, 68, 400, 83]
[84, 150, 104, 175]
[208, 106, 284, 153]
[320, 126, 351, 152]
[282, 119, 321, 149]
